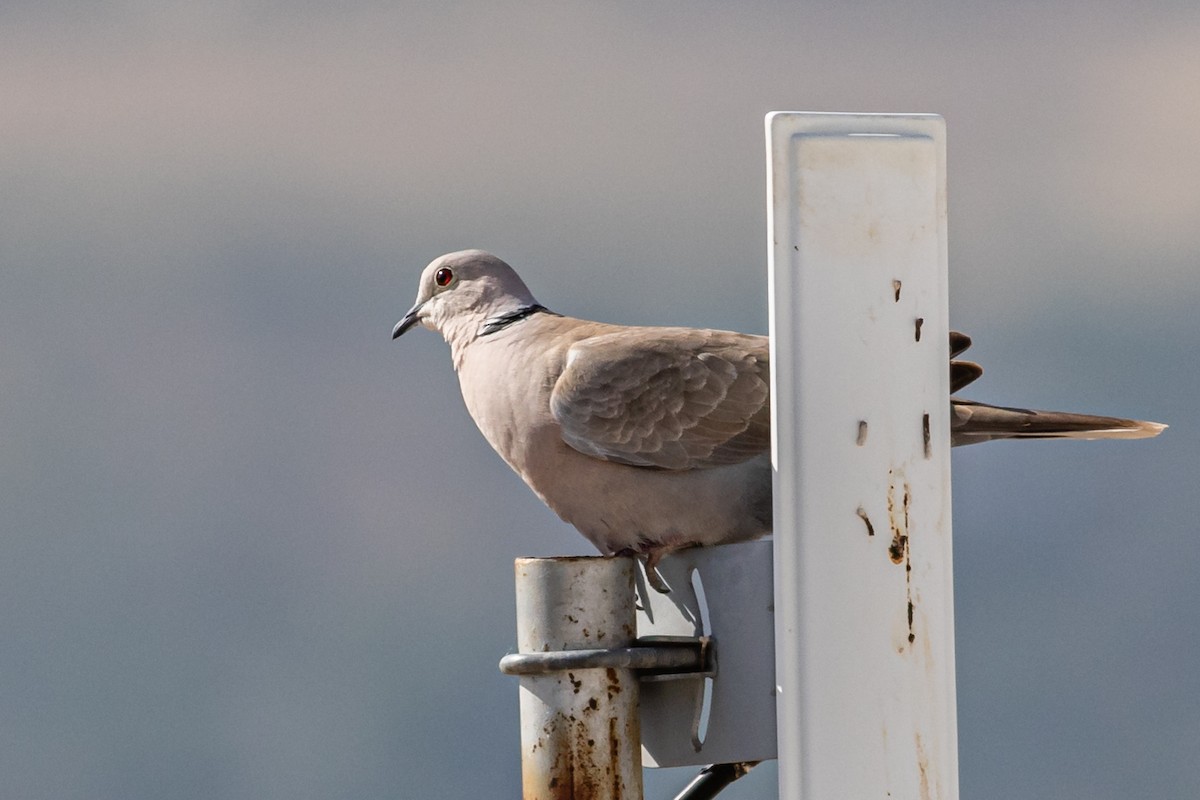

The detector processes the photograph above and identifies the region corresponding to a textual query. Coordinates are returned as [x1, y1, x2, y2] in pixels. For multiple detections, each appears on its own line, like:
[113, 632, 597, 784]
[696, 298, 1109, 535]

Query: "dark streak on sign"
[857, 506, 875, 536]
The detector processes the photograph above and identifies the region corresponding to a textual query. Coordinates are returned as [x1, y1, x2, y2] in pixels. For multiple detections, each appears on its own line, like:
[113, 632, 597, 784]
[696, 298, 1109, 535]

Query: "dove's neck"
[441, 298, 551, 370]
[480, 304, 556, 336]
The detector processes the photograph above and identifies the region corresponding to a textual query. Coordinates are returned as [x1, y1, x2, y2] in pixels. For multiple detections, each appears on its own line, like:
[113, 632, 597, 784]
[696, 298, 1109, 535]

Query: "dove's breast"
[454, 319, 773, 553]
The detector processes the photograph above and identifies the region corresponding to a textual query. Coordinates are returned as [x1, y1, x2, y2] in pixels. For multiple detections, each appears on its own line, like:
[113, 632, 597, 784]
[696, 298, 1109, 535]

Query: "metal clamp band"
[499, 636, 714, 679]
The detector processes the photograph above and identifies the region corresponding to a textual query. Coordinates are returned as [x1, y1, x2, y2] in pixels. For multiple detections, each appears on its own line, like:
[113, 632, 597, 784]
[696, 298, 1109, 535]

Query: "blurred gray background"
[3, 2, 1197, 798]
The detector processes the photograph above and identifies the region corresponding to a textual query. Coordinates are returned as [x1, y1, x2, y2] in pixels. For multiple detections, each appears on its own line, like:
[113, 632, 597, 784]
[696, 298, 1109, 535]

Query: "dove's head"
[392, 250, 539, 342]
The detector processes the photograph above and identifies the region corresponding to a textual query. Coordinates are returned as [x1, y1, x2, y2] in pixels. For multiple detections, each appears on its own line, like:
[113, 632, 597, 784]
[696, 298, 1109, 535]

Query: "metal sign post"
[768, 112, 958, 799]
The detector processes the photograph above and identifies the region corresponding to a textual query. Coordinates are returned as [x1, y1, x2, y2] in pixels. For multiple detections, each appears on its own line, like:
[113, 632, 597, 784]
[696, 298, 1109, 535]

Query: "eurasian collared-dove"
[392, 249, 1165, 566]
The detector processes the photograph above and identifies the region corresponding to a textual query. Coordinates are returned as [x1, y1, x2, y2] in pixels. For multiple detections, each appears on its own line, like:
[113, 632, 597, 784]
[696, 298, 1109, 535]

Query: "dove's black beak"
[392, 303, 423, 339]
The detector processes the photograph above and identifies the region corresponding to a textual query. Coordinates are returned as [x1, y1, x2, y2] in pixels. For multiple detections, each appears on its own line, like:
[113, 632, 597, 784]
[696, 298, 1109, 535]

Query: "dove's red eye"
[435, 267, 454, 287]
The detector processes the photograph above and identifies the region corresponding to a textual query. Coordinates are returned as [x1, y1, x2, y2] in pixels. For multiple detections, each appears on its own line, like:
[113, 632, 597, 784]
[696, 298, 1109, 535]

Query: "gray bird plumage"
[393, 250, 1165, 564]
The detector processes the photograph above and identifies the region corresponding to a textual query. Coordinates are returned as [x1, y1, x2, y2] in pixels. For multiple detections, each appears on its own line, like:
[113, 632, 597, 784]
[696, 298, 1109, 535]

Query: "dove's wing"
[949, 330, 983, 393]
[550, 327, 771, 470]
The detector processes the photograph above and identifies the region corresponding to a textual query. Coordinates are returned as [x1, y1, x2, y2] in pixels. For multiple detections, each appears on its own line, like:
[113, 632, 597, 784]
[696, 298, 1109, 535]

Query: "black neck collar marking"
[479, 304, 557, 336]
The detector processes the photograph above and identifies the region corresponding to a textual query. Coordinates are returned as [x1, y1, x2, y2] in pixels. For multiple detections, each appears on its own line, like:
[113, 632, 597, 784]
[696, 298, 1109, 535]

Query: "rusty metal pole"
[513, 556, 643, 800]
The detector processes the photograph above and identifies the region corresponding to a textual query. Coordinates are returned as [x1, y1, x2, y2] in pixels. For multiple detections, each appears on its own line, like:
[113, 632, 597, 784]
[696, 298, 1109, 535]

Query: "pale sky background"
[2, 2, 1198, 798]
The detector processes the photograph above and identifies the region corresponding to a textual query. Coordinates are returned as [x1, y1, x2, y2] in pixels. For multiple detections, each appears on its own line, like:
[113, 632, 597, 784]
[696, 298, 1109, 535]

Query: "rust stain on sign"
[887, 477, 916, 645]
[886, 480, 909, 564]
[915, 732, 932, 800]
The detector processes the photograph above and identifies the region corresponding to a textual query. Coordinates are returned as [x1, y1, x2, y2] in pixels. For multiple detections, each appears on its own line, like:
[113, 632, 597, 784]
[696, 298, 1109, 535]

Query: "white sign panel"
[767, 112, 958, 800]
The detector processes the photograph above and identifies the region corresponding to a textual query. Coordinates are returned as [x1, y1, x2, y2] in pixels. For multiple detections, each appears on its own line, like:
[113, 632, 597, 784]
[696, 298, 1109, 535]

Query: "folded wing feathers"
[551, 327, 1162, 463]
[950, 360, 984, 393]
[551, 329, 770, 470]
[949, 330, 973, 358]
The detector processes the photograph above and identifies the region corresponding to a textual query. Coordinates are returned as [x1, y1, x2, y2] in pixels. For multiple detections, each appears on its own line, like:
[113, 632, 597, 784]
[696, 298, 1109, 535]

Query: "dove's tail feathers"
[950, 399, 1167, 447]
